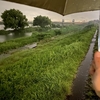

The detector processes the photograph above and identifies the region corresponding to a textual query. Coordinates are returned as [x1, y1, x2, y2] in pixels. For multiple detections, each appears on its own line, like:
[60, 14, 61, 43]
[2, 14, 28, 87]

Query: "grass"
[0, 26, 96, 100]
[0, 24, 84, 54]
[0, 36, 38, 54]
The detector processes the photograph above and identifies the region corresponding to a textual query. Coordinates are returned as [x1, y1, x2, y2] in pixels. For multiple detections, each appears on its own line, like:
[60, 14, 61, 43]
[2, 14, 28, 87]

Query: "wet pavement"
[69, 30, 97, 100]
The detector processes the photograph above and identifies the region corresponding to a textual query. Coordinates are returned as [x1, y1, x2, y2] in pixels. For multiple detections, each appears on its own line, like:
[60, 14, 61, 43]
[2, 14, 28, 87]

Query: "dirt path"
[0, 42, 37, 61]
[69, 30, 97, 100]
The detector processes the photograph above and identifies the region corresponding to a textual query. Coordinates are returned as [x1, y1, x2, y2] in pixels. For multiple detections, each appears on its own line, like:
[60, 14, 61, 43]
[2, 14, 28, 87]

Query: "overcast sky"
[0, 0, 99, 22]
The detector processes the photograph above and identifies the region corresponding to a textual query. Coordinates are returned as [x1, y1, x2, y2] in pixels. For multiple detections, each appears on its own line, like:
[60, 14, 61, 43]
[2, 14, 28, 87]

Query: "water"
[0, 24, 4, 29]
[0, 25, 32, 42]
[69, 30, 97, 100]
[0, 24, 32, 30]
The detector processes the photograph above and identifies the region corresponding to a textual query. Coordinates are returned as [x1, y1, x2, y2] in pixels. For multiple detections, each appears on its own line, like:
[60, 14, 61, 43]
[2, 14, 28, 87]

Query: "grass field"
[0, 25, 96, 100]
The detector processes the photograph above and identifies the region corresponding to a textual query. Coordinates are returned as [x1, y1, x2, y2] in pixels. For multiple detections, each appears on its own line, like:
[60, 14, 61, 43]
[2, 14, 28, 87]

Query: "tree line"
[1, 9, 52, 30]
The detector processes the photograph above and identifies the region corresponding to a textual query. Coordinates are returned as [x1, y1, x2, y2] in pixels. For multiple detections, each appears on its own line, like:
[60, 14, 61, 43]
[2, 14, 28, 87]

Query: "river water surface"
[0, 25, 32, 42]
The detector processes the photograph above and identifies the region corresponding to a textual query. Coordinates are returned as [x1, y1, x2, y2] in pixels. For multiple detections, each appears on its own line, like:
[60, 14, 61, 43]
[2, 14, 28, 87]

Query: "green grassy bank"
[0, 26, 96, 100]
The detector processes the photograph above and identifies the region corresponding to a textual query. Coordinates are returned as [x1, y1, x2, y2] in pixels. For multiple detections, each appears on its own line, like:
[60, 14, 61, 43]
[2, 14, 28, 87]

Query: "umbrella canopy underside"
[4, 0, 100, 15]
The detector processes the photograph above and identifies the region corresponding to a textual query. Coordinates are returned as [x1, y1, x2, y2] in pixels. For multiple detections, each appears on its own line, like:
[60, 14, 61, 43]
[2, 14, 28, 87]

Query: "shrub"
[36, 34, 46, 41]
[54, 30, 62, 35]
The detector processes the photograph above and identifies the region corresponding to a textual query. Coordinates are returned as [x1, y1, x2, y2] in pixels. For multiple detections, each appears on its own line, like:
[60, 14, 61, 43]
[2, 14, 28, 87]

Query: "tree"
[33, 15, 51, 28]
[1, 9, 28, 30]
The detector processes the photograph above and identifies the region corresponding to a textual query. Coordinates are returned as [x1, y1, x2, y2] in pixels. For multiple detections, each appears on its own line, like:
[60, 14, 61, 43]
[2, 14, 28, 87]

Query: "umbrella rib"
[63, 0, 68, 15]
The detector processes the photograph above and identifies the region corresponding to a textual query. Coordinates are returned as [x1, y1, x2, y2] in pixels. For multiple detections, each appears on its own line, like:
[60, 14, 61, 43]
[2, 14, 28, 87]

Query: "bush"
[34, 27, 50, 32]
[36, 34, 46, 41]
[54, 30, 62, 35]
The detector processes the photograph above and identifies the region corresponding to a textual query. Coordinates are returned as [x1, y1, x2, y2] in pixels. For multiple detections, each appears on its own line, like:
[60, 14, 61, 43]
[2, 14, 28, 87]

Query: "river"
[0, 24, 32, 42]
[0, 25, 4, 29]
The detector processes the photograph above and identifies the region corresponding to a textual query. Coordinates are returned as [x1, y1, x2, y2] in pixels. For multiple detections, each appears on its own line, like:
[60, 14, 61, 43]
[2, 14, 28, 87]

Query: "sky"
[0, 0, 99, 22]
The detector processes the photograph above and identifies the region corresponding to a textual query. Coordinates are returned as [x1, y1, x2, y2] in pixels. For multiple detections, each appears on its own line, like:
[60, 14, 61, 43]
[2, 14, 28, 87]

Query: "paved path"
[69, 30, 97, 100]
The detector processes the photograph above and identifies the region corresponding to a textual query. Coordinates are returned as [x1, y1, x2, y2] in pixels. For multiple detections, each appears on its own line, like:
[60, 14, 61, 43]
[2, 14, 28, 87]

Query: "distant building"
[72, 19, 75, 24]
[62, 19, 64, 26]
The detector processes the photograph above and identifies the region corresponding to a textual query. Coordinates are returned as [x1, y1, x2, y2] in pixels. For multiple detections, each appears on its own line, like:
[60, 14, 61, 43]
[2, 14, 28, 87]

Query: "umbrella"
[3, 0, 100, 51]
[4, 0, 100, 16]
